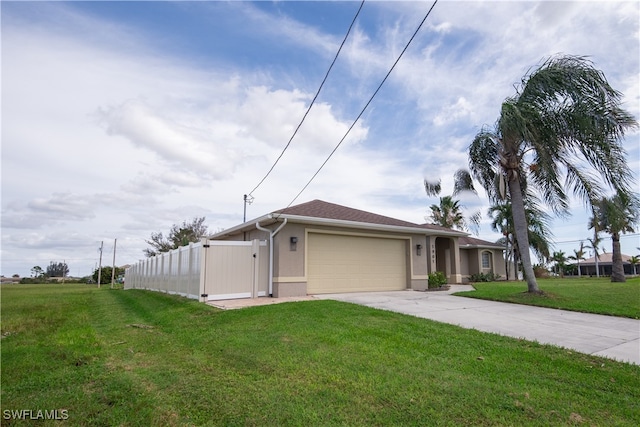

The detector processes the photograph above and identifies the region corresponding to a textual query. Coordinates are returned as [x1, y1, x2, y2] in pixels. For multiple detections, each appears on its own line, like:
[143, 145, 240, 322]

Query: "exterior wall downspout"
[256, 218, 288, 297]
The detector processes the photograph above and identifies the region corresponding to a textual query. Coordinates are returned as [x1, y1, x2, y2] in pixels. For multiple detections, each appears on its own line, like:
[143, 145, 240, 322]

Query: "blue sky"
[2, 1, 639, 277]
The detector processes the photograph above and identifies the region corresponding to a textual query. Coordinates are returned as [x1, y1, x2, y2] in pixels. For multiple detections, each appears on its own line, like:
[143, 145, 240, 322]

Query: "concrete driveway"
[314, 285, 640, 365]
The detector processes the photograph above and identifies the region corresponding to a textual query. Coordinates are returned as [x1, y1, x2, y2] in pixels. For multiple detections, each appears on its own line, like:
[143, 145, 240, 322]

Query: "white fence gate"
[125, 239, 269, 301]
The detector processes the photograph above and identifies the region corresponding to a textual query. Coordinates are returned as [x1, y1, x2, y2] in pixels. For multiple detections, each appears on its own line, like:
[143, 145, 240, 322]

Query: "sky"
[2, 0, 639, 278]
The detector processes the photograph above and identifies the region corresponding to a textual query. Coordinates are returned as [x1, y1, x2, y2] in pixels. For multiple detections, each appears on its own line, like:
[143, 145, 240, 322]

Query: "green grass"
[2, 284, 639, 426]
[456, 277, 640, 318]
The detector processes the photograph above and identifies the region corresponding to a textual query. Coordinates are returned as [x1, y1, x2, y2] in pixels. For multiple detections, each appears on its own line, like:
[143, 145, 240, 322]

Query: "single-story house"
[576, 253, 637, 276]
[210, 200, 507, 297]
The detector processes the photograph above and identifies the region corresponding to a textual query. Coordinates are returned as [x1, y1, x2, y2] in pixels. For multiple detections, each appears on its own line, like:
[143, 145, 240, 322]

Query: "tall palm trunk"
[611, 233, 626, 282]
[507, 178, 541, 293]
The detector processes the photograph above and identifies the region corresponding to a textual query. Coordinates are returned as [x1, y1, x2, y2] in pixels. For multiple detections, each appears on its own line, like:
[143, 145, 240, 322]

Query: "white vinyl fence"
[125, 239, 268, 301]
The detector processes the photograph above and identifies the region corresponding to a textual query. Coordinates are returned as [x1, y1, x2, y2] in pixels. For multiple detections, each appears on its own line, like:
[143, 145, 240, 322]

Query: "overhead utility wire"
[281, 0, 439, 211]
[247, 0, 366, 198]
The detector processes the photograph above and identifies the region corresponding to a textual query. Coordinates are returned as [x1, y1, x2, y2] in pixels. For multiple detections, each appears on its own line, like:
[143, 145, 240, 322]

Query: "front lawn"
[456, 277, 640, 318]
[1, 284, 639, 426]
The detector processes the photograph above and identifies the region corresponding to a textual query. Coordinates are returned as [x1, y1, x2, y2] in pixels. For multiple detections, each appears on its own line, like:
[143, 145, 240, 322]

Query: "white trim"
[209, 212, 468, 240]
[207, 291, 267, 301]
[206, 240, 267, 247]
[281, 214, 465, 237]
[306, 227, 414, 240]
[273, 276, 307, 283]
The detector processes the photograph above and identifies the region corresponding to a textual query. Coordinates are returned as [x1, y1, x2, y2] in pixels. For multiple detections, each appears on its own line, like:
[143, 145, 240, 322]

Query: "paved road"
[315, 285, 640, 365]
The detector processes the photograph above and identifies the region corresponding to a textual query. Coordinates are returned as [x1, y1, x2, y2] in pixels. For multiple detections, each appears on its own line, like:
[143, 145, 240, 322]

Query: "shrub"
[470, 272, 501, 282]
[533, 264, 550, 278]
[428, 271, 448, 288]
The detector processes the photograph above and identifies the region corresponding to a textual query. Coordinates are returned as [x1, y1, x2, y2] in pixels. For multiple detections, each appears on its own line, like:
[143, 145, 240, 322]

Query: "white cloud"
[2, 1, 638, 277]
[97, 99, 239, 179]
[433, 97, 474, 126]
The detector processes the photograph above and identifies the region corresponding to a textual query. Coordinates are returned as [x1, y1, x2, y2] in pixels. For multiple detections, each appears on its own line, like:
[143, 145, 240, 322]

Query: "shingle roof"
[459, 236, 504, 248]
[273, 200, 420, 228]
[273, 200, 471, 234]
[579, 253, 632, 265]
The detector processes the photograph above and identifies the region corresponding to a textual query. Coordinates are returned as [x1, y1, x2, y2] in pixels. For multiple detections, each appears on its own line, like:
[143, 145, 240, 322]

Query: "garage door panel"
[307, 233, 407, 294]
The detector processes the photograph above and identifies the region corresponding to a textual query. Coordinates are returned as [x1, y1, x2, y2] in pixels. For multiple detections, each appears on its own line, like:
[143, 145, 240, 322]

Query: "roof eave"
[210, 212, 469, 240]
[208, 213, 275, 239]
[461, 244, 504, 250]
[274, 213, 468, 237]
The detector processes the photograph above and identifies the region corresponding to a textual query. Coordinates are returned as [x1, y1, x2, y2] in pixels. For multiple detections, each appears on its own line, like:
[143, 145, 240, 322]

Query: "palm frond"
[468, 130, 500, 200]
[452, 169, 476, 196]
[424, 179, 441, 197]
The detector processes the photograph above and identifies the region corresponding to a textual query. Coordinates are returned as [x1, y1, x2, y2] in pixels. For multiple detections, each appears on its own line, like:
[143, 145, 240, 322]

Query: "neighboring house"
[458, 236, 512, 281]
[210, 200, 506, 297]
[577, 253, 635, 276]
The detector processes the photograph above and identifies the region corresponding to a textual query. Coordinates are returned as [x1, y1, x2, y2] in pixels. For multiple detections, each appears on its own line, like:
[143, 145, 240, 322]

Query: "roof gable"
[273, 200, 422, 228]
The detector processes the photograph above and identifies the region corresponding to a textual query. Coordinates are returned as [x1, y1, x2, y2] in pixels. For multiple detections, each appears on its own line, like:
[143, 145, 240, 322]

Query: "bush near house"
[428, 271, 447, 288]
[470, 272, 501, 282]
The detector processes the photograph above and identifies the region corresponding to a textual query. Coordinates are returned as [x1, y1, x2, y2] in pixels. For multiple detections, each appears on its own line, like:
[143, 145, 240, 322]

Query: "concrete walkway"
[314, 285, 640, 365]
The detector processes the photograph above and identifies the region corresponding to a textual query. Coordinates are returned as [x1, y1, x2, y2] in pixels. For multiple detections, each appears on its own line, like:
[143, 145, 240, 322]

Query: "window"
[482, 251, 491, 269]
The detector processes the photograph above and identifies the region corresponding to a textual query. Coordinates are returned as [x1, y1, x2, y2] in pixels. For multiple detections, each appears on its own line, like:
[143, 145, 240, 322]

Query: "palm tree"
[585, 234, 604, 278]
[429, 196, 466, 230]
[468, 55, 637, 293]
[590, 192, 639, 282]
[551, 251, 568, 278]
[568, 242, 586, 277]
[425, 169, 480, 233]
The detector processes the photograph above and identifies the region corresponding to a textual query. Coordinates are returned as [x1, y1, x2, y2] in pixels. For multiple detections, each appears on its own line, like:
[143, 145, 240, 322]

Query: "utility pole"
[97, 241, 104, 288]
[111, 238, 117, 289]
[243, 194, 255, 241]
[62, 259, 66, 284]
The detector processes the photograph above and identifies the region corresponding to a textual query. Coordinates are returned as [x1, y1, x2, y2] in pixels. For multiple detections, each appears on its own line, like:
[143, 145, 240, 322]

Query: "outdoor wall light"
[416, 244, 422, 256]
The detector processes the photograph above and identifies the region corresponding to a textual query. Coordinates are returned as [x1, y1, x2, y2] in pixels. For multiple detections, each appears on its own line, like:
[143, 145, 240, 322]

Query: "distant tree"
[425, 169, 480, 233]
[31, 266, 44, 278]
[585, 234, 604, 278]
[12, 274, 20, 278]
[551, 251, 568, 278]
[45, 262, 69, 278]
[428, 196, 467, 231]
[568, 242, 586, 277]
[144, 217, 208, 257]
[590, 192, 639, 282]
[92, 266, 125, 285]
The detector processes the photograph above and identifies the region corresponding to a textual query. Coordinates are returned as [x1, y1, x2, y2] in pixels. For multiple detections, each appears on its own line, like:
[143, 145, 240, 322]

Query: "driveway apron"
[315, 286, 640, 365]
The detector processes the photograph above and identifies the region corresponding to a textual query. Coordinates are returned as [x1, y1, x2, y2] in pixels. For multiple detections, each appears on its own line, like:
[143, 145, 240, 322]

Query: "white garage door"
[307, 233, 407, 294]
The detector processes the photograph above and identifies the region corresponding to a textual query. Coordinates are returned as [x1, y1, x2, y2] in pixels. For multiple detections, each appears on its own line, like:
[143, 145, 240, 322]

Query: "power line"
[553, 233, 640, 245]
[282, 0, 439, 211]
[247, 0, 366, 198]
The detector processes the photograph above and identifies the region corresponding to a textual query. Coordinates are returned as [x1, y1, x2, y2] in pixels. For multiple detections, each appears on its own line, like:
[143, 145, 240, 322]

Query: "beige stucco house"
[210, 200, 506, 297]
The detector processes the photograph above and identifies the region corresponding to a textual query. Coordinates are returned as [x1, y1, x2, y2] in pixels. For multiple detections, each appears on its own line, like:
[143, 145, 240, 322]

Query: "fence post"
[199, 238, 208, 302]
[252, 239, 260, 298]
